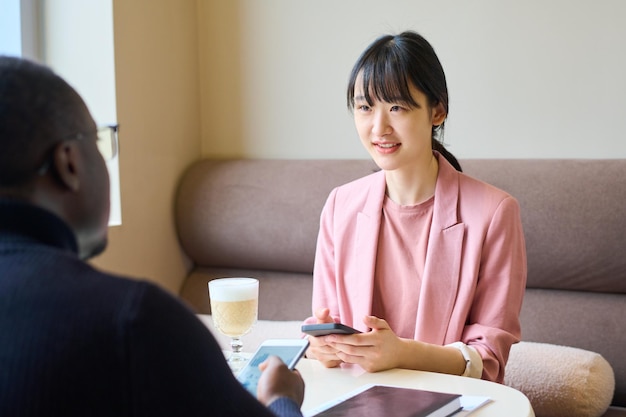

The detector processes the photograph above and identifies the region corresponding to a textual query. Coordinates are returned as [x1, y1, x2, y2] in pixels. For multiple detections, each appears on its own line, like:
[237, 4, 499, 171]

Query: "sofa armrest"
[505, 341, 615, 417]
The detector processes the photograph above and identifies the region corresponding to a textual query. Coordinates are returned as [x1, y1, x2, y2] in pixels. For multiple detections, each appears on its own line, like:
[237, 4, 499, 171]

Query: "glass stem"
[230, 337, 243, 358]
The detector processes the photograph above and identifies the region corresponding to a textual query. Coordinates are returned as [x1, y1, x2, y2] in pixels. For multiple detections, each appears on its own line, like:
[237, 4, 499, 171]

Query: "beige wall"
[91, 0, 201, 294]
[198, 0, 626, 160]
[197, 1, 244, 157]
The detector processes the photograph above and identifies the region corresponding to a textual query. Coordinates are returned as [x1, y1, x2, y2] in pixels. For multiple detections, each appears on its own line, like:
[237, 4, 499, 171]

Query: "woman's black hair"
[346, 31, 462, 172]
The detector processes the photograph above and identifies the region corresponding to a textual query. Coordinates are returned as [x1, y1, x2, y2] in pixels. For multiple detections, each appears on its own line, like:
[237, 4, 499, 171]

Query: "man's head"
[0, 56, 111, 259]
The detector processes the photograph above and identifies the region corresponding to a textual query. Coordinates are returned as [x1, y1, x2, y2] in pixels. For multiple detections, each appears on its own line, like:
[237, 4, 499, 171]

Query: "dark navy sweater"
[0, 199, 301, 417]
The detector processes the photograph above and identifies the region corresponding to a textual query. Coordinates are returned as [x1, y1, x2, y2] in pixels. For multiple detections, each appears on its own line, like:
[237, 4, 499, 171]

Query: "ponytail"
[432, 138, 462, 172]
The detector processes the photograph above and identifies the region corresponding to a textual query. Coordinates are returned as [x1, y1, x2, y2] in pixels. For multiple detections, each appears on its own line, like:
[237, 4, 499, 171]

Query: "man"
[0, 56, 304, 416]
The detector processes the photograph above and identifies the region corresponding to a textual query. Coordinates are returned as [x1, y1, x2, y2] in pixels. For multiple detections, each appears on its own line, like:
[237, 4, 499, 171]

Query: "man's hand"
[256, 356, 305, 407]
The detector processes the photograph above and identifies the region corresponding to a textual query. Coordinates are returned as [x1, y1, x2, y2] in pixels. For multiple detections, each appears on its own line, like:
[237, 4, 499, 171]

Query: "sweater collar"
[0, 198, 78, 254]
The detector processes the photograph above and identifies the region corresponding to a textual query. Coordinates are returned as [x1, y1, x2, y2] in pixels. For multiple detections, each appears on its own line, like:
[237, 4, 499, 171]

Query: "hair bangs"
[348, 40, 418, 110]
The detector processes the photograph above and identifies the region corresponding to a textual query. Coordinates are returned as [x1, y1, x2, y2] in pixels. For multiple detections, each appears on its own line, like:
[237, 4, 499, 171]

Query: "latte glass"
[208, 278, 259, 369]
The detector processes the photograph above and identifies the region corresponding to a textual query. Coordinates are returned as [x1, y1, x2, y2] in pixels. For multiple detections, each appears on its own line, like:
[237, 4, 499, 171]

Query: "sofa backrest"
[177, 158, 626, 295]
[462, 159, 626, 294]
[176, 159, 378, 274]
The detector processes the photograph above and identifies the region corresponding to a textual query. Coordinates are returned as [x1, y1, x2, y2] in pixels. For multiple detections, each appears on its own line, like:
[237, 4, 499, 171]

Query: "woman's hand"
[325, 315, 405, 373]
[305, 308, 343, 368]
[324, 316, 468, 375]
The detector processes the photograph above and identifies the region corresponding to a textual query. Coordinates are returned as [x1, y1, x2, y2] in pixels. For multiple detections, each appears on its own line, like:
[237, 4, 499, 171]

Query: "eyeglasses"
[94, 124, 119, 161]
[37, 124, 119, 176]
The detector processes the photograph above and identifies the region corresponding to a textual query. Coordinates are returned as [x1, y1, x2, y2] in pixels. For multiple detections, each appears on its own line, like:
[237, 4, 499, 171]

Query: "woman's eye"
[390, 105, 403, 112]
[357, 105, 371, 112]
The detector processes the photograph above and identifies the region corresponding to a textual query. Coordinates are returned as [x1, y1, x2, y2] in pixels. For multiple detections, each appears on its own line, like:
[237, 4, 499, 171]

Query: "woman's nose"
[372, 112, 392, 137]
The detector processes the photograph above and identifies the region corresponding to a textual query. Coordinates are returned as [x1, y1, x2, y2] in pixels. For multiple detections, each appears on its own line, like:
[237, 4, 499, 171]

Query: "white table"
[197, 315, 534, 416]
[295, 358, 535, 417]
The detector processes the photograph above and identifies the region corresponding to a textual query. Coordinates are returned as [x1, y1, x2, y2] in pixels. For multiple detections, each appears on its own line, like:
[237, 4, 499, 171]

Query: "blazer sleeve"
[462, 195, 527, 383]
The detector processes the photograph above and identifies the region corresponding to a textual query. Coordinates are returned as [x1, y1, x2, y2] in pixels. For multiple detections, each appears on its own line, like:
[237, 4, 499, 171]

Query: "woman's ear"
[50, 141, 82, 192]
[431, 102, 447, 127]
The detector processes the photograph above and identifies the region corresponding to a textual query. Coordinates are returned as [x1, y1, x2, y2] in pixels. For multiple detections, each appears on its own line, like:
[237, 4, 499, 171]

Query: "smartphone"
[236, 338, 309, 396]
[301, 323, 361, 337]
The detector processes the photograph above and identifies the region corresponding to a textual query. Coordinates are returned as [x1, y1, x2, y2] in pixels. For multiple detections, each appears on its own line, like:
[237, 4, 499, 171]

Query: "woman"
[304, 31, 527, 383]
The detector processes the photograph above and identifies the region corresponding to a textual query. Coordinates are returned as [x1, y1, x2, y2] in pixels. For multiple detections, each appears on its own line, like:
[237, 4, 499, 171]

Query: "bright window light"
[2, 0, 122, 226]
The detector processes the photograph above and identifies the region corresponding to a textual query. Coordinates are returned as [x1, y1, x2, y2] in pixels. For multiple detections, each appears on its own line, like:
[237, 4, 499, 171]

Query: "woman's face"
[352, 74, 446, 173]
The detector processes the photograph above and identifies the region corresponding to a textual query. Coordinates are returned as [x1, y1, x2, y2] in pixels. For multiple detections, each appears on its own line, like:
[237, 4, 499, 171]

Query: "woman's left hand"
[325, 315, 405, 372]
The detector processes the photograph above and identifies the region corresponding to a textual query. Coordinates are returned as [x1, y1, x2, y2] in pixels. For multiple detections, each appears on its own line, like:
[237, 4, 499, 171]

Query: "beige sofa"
[175, 158, 626, 417]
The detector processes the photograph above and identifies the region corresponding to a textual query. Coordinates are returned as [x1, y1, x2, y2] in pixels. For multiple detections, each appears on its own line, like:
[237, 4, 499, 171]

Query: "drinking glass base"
[227, 354, 248, 373]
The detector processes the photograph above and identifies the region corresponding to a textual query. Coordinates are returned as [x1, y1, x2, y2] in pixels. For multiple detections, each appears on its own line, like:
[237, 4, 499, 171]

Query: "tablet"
[236, 338, 309, 395]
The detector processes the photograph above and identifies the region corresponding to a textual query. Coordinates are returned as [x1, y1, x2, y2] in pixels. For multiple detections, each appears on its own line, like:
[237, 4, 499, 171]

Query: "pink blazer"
[308, 154, 527, 383]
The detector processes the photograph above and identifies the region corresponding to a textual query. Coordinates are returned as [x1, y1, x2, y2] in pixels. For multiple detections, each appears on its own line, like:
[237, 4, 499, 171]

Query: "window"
[0, 0, 23, 56]
[1, 0, 122, 226]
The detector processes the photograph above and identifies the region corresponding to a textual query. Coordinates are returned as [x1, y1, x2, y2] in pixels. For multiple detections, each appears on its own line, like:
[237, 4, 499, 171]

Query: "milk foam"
[209, 278, 258, 301]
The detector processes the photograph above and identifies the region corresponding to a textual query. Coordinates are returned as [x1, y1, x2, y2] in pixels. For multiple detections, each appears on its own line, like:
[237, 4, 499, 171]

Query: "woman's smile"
[373, 141, 401, 153]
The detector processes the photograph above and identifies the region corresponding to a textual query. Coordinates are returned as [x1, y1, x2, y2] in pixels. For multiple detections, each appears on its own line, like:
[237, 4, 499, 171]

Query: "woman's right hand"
[305, 308, 343, 368]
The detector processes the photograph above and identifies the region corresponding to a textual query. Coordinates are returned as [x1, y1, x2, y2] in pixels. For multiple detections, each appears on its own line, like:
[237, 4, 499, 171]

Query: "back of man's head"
[0, 56, 110, 259]
[0, 56, 84, 188]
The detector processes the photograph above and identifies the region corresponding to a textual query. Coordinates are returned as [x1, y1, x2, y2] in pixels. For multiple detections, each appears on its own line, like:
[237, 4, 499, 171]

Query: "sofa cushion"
[505, 341, 615, 417]
[520, 289, 625, 408]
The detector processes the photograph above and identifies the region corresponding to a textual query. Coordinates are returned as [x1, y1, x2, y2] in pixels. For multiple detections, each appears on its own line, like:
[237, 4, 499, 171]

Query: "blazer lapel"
[415, 156, 465, 344]
[352, 171, 386, 331]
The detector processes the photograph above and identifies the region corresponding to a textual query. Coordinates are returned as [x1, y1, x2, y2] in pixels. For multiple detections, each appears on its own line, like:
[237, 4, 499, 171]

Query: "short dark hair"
[346, 31, 461, 171]
[0, 56, 85, 186]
